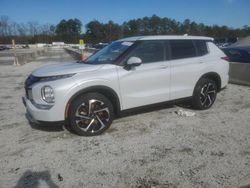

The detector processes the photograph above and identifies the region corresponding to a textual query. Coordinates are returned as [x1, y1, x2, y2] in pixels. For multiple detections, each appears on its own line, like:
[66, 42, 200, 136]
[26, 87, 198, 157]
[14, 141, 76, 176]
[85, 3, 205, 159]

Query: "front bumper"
[22, 96, 65, 122]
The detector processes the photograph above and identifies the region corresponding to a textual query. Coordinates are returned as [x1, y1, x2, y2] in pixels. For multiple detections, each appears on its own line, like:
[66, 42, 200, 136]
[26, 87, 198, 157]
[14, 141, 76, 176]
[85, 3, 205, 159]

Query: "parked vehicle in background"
[222, 46, 250, 63]
[215, 42, 233, 48]
[0, 45, 10, 51]
[23, 35, 229, 136]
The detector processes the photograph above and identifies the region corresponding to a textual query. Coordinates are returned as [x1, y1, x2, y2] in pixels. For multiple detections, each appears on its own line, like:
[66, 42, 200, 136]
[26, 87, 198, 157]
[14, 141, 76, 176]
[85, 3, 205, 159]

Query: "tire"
[192, 78, 217, 110]
[69, 92, 114, 136]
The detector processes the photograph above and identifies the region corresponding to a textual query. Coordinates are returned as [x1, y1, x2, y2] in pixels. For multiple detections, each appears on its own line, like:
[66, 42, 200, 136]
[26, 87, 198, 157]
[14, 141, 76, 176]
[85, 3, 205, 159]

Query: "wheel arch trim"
[194, 72, 222, 94]
[64, 85, 121, 120]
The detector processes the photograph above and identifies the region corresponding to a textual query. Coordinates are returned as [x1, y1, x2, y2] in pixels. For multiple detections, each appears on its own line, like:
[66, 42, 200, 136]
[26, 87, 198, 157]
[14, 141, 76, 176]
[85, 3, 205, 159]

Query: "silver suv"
[23, 35, 229, 136]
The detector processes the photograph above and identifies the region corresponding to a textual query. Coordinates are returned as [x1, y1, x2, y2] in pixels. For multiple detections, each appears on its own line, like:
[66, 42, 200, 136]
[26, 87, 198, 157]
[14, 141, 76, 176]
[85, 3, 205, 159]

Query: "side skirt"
[117, 97, 193, 117]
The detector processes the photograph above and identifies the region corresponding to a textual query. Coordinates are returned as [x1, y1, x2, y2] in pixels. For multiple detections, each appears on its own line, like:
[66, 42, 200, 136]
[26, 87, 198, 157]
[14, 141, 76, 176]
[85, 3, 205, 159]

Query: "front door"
[117, 40, 171, 110]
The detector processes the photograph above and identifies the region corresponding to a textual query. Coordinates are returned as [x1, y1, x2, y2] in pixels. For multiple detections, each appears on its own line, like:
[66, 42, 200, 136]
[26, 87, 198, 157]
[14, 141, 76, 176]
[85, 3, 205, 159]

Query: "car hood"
[32, 62, 104, 77]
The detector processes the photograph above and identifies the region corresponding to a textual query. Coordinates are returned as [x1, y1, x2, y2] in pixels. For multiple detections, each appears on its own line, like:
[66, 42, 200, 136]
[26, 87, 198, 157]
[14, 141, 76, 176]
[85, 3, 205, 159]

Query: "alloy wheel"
[200, 83, 216, 108]
[74, 99, 110, 133]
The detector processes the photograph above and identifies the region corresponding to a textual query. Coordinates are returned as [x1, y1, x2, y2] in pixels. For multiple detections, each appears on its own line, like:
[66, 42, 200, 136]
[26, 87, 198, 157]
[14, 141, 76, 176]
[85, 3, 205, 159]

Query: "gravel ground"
[0, 48, 250, 188]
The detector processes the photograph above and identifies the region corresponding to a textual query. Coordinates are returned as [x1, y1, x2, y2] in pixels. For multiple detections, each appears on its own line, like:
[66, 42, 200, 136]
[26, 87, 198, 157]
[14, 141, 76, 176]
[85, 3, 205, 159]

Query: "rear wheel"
[69, 93, 114, 136]
[192, 78, 217, 110]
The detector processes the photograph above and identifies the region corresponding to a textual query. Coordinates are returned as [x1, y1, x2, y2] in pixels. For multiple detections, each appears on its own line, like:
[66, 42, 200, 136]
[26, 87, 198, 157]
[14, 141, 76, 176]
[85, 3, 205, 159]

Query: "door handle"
[159, 65, 169, 69]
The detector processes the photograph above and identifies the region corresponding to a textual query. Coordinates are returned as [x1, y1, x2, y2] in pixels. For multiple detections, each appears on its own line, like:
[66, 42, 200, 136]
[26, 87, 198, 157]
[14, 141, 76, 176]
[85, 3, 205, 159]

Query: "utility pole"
[12, 39, 19, 66]
[79, 39, 85, 62]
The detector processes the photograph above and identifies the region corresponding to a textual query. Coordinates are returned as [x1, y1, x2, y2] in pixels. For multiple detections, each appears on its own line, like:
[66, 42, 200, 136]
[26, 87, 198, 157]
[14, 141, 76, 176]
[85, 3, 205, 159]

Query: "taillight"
[221, 56, 230, 62]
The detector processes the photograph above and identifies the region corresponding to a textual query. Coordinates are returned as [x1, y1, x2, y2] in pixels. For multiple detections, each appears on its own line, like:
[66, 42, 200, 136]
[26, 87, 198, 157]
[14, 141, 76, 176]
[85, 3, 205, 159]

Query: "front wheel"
[192, 78, 217, 110]
[69, 93, 114, 136]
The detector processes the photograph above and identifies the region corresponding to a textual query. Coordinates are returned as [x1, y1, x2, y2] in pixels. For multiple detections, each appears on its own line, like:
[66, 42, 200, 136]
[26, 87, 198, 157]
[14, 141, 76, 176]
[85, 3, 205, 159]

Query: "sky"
[0, 0, 250, 29]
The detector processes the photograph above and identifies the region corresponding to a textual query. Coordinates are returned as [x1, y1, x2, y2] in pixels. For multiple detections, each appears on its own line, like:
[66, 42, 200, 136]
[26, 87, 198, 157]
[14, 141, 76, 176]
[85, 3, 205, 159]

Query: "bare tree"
[17, 23, 28, 36]
[27, 21, 39, 36]
[0, 15, 11, 36]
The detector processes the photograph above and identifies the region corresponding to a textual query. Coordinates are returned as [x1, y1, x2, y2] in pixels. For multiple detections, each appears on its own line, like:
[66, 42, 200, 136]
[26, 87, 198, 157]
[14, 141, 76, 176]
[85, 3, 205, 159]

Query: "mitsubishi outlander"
[23, 35, 229, 136]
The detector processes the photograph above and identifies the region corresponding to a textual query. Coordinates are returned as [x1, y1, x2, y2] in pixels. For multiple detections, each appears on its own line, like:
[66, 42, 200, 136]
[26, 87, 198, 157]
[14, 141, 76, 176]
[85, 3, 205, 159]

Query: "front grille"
[24, 75, 40, 99]
[26, 88, 33, 100]
[25, 88, 28, 98]
[25, 88, 33, 99]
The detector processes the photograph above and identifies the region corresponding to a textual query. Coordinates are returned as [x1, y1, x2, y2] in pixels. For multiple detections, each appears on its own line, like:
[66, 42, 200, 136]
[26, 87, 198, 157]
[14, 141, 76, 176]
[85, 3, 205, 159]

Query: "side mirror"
[125, 57, 142, 70]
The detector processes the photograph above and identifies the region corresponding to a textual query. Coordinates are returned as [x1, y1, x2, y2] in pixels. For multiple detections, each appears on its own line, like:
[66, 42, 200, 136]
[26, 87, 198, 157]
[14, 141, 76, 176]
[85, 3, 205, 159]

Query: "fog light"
[41, 86, 55, 103]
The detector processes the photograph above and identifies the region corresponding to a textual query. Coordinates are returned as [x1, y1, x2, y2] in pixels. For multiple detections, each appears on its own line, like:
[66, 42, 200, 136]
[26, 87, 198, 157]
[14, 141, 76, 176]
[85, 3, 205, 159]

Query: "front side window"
[127, 41, 165, 63]
[170, 40, 196, 60]
[84, 41, 134, 64]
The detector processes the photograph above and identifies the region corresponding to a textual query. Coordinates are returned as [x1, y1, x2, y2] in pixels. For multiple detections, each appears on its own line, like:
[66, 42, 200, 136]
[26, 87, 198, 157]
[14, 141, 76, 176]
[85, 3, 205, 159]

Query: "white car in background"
[23, 35, 229, 136]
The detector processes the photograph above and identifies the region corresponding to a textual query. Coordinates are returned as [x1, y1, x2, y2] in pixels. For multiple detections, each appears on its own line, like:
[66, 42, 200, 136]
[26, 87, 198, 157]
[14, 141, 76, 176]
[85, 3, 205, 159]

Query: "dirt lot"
[0, 49, 250, 188]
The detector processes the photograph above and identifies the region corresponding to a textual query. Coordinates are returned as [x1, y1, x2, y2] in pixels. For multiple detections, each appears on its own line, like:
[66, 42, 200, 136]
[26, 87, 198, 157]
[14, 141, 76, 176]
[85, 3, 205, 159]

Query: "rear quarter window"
[194, 40, 208, 56]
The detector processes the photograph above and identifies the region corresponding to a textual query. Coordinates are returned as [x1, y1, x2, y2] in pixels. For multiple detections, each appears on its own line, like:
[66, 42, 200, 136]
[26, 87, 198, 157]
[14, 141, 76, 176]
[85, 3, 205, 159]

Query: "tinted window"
[85, 41, 134, 64]
[170, 40, 196, 60]
[224, 49, 250, 58]
[128, 41, 164, 63]
[194, 40, 208, 56]
[227, 49, 243, 58]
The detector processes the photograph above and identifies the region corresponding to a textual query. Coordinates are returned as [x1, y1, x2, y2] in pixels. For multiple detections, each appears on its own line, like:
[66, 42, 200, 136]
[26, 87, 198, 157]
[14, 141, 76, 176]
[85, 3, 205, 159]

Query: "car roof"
[117, 35, 214, 42]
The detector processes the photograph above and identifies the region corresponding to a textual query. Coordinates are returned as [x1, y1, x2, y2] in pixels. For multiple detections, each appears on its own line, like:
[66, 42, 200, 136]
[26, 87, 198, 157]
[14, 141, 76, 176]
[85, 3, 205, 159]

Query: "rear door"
[169, 40, 206, 100]
[117, 40, 171, 110]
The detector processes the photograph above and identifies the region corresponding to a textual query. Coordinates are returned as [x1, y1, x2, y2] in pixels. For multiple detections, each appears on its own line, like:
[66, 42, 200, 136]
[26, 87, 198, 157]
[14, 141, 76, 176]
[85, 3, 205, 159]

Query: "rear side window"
[170, 40, 196, 60]
[194, 40, 208, 56]
[129, 41, 164, 63]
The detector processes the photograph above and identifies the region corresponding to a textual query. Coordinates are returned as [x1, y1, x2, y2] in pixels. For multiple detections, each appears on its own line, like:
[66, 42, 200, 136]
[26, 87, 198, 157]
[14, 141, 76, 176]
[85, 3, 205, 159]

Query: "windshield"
[84, 41, 134, 64]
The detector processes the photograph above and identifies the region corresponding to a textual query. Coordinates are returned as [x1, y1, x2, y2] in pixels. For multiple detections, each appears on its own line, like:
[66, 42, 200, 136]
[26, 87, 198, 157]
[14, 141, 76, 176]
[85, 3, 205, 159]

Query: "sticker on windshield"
[122, 42, 133, 46]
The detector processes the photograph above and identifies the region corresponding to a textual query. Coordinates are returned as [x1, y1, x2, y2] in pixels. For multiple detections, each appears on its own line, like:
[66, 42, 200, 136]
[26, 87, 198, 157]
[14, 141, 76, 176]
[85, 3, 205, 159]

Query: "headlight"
[41, 86, 55, 103]
[40, 73, 75, 82]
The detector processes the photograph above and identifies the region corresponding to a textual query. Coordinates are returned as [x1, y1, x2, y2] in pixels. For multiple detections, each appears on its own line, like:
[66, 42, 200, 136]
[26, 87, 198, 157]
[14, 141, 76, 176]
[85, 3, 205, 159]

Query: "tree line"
[0, 15, 250, 44]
